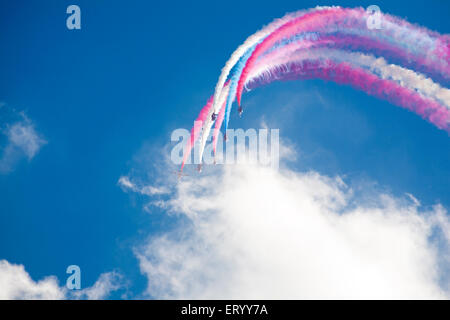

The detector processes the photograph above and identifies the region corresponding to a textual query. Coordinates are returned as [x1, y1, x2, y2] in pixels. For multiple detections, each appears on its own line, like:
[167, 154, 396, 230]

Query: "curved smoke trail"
[237, 7, 449, 105]
[248, 59, 449, 130]
[181, 6, 450, 171]
[210, 7, 333, 116]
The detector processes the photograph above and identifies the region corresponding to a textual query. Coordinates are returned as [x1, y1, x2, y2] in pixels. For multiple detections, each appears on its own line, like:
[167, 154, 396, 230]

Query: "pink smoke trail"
[212, 98, 226, 158]
[187, 7, 450, 169]
[181, 82, 231, 171]
[237, 7, 348, 105]
[236, 7, 449, 106]
[248, 60, 449, 131]
[180, 97, 213, 172]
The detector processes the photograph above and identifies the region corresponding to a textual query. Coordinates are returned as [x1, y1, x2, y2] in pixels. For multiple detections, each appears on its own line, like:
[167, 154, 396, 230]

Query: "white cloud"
[135, 164, 450, 299]
[7, 122, 46, 159]
[0, 260, 65, 300]
[118, 176, 169, 196]
[0, 111, 46, 173]
[0, 260, 122, 300]
[72, 271, 123, 300]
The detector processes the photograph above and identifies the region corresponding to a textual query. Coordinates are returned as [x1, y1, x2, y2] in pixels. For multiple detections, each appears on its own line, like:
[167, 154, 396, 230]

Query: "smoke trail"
[252, 48, 450, 108]
[206, 55, 449, 164]
[212, 98, 226, 158]
[263, 33, 449, 84]
[210, 7, 334, 116]
[181, 81, 234, 171]
[197, 84, 230, 169]
[248, 60, 450, 130]
[222, 46, 255, 134]
[185, 7, 450, 169]
[236, 7, 449, 105]
[198, 50, 450, 167]
[180, 96, 213, 172]
[237, 7, 347, 106]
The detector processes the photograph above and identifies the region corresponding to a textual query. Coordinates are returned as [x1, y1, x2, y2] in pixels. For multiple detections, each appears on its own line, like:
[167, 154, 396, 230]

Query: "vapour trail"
[182, 7, 450, 170]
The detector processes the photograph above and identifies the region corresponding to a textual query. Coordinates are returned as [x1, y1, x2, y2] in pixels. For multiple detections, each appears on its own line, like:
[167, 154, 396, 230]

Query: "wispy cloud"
[72, 271, 124, 300]
[118, 176, 170, 196]
[7, 122, 45, 160]
[0, 107, 46, 174]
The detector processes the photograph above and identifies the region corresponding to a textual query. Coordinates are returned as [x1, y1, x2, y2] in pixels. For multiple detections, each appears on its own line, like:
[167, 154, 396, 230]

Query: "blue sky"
[0, 0, 449, 299]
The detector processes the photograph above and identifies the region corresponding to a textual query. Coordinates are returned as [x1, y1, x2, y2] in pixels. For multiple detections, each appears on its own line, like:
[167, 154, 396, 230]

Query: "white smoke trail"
[250, 48, 450, 109]
[196, 7, 450, 165]
[210, 7, 334, 115]
[198, 85, 230, 165]
[197, 48, 450, 165]
[200, 7, 335, 164]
